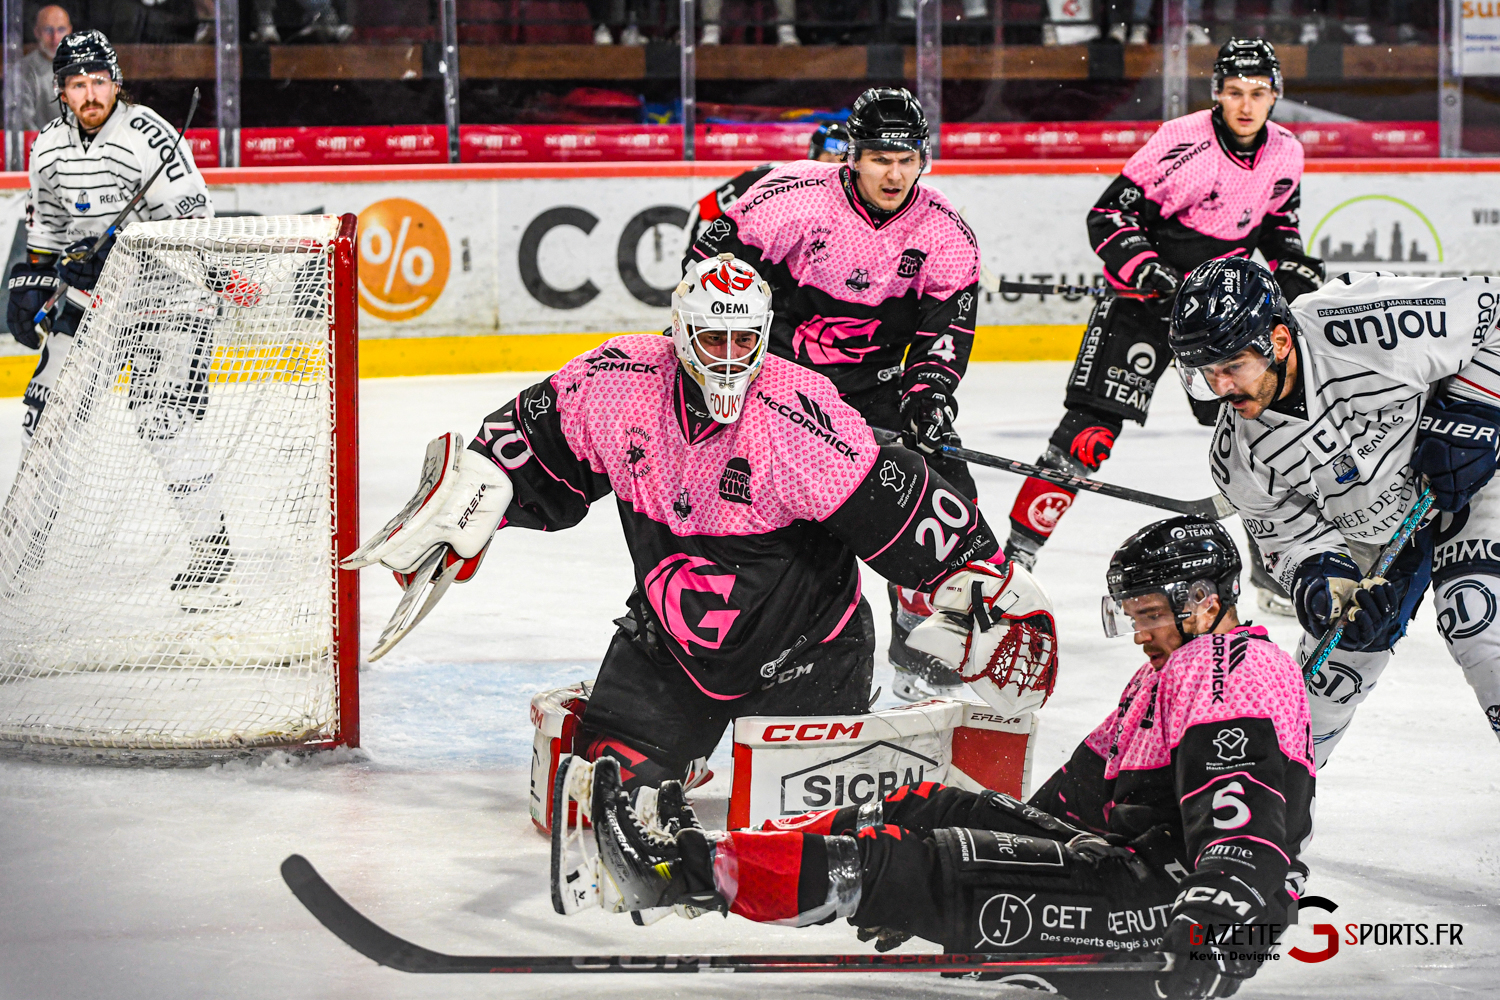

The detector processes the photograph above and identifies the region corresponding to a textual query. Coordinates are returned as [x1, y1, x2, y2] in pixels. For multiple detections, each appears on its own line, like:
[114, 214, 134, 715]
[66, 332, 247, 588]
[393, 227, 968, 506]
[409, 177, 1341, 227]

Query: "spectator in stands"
[18, 5, 70, 131]
[1099, 0, 1223, 45]
[248, 0, 353, 43]
[1293, 0, 1417, 44]
[896, 0, 986, 20]
[589, 0, 651, 44]
[701, 0, 799, 45]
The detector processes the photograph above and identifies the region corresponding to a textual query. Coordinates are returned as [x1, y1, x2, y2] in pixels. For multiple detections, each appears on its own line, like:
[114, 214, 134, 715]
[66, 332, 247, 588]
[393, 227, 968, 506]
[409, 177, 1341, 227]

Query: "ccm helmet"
[1213, 37, 1283, 97]
[1169, 257, 1296, 402]
[1102, 517, 1242, 640]
[671, 254, 772, 424]
[53, 30, 123, 90]
[846, 87, 929, 168]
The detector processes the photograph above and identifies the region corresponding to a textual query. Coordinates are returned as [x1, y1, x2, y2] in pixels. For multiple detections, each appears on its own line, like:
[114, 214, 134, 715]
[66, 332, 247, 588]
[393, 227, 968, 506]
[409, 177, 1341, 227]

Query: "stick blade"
[280, 854, 457, 973]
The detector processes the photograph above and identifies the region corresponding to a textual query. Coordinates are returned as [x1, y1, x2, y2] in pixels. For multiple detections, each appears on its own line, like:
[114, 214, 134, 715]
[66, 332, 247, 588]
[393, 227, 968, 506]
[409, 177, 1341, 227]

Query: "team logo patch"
[673, 489, 693, 520]
[1213, 727, 1248, 762]
[1332, 453, 1358, 484]
[957, 291, 974, 314]
[878, 459, 908, 493]
[845, 267, 871, 292]
[625, 426, 652, 478]
[524, 392, 552, 420]
[718, 457, 753, 504]
[1126, 342, 1157, 376]
[1438, 579, 1498, 641]
[897, 249, 928, 279]
[1026, 492, 1073, 533]
[977, 893, 1035, 947]
[74, 190, 90, 212]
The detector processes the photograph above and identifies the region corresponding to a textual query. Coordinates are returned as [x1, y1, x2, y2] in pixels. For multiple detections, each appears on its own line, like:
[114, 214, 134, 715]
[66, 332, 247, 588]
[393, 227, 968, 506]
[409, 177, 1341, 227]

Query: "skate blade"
[177, 584, 243, 613]
[367, 545, 461, 662]
[891, 667, 963, 704]
[1256, 588, 1295, 618]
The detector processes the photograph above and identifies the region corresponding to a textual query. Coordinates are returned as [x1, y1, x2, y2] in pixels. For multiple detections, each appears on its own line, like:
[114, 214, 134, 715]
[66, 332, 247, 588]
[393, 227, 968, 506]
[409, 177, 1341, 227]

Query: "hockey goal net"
[0, 214, 359, 759]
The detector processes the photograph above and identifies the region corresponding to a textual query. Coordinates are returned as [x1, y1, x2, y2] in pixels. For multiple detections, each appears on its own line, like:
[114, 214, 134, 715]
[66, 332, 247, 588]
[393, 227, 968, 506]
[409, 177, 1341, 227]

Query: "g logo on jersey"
[1438, 579, 1497, 641]
[977, 893, 1035, 947]
[792, 315, 881, 365]
[644, 554, 740, 653]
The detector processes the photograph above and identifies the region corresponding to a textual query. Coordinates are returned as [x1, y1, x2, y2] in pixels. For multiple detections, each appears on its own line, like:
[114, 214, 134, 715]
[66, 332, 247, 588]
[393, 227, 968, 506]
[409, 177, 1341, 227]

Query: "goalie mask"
[672, 255, 772, 424]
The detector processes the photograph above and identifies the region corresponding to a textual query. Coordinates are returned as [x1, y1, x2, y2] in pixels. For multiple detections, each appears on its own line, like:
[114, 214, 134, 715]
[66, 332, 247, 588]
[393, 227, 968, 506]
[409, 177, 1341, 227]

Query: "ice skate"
[171, 519, 240, 612]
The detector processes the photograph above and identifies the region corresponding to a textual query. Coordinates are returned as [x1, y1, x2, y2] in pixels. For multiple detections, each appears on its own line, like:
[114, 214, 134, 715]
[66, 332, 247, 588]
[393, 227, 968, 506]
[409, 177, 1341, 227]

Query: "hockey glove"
[57, 233, 114, 292]
[6, 259, 58, 350]
[1413, 397, 1500, 512]
[1291, 552, 1397, 651]
[900, 384, 958, 456]
[1271, 253, 1324, 303]
[1132, 259, 1182, 299]
[1155, 913, 1262, 999]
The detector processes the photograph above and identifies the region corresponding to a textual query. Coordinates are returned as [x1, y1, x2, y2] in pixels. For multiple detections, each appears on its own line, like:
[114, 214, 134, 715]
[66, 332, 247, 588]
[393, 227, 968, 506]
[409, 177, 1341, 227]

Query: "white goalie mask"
[671, 254, 773, 424]
[912, 562, 1059, 718]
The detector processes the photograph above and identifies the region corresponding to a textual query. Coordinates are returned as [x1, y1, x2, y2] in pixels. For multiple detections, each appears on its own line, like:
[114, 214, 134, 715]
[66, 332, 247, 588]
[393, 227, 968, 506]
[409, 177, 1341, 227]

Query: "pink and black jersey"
[470, 334, 999, 698]
[1089, 108, 1306, 287]
[689, 160, 981, 402]
[1030, 626, 1314, 910]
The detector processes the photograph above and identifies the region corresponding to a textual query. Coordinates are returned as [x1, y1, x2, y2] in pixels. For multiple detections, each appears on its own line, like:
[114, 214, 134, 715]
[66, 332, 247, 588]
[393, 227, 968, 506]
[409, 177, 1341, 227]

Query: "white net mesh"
[0, 215, 349, 751]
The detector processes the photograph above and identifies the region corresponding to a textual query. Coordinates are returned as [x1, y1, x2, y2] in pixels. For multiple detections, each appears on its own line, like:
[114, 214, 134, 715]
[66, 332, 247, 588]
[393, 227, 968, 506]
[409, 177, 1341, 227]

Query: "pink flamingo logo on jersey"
[644, 554, 740, 653]
[792, 315, 881, 365]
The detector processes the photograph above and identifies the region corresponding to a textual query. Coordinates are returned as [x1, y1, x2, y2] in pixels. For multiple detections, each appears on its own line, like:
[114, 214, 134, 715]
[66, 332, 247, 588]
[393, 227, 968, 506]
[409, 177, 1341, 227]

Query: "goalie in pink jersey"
[567, 516, 1315, 1000]
[345, 254, 1034, 793]
[1004, 40, 1323, 620]
[686, 87, 984, 703]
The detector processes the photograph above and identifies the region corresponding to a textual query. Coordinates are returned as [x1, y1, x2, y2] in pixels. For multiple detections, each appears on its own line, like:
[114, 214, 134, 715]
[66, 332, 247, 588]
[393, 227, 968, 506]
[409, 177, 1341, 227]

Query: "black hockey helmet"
[1169, 257, 1296, 401]
[808, 121, 850, 160]
[53, 30, 122, 88]
[846, 88, 929, 166]
[1102, 516, 1241, 639]
[1213, 38, 1283, 97]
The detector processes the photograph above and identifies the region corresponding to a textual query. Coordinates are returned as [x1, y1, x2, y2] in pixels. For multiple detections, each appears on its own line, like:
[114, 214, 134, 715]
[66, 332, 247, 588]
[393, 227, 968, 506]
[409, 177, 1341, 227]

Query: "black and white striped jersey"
[26, 102, 212, 255]
[1212, 271, 1500, 591]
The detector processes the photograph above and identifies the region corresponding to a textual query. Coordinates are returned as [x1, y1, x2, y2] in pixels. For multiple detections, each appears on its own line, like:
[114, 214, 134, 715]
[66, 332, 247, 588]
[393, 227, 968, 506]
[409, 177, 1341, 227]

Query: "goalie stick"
[35, 86, 202, 337]
[872, 429, 1235, 520]
[280, 853, 1167, 977]
[1301, 485, 1435, 680]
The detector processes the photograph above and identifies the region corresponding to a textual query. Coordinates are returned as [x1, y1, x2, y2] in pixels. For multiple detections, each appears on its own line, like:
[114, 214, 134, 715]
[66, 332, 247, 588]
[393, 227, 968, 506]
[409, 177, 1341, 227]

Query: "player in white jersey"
[4, 31, 229, 609]
[1168, 256, 1500, 765]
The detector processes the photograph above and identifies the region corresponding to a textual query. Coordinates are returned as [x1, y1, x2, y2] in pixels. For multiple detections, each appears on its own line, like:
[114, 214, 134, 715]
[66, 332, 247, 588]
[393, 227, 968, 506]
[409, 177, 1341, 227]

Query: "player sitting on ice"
[685, 87, 983, 704]
[344, 253, 1030, 794]
[1171, 257, 1500, 765]
[1003, 39, 1320, 620]
[3, 30, 229, 610]
[561, 516, 1312, 1000]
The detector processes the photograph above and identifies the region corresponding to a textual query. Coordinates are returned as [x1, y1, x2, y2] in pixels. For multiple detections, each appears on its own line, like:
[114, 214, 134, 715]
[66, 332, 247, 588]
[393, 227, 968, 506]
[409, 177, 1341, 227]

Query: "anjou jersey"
[1213, 272, 1500, 592]
[690, 160, 981, 402]
[1088, 108, 1305, 287]
[1031, 625, 1315, 918]
[471, 334, 999, 698]
[27, 102, 212, 253]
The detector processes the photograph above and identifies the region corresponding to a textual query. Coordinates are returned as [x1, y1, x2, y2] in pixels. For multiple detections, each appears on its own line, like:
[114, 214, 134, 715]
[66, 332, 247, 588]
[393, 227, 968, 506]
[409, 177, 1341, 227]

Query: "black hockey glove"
[901, 386, 958, 456]
[1291, 552, 1397, 651]
[1413, 397, 1500, 512]
[1272, 253, 1324, 303]
[1155, 913, 1263, 999]
[1132, 260, 1182, 299]
[6, 259, 58, 350]
[57, 233, 114, 292]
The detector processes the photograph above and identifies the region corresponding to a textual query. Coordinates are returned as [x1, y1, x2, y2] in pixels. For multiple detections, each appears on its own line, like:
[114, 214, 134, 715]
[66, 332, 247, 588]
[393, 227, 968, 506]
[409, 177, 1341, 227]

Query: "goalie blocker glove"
[341, 431, 512, 582]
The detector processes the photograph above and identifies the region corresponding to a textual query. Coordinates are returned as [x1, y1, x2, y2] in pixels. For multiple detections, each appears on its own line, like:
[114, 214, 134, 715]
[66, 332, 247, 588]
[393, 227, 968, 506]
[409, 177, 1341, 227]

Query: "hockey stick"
[978, 266, 1158, 301]
[35, 87, 201, 337]
[280, 854, 1166, 976]
[873, 429, 1235, 520]
[1301, 485, 1435, 680]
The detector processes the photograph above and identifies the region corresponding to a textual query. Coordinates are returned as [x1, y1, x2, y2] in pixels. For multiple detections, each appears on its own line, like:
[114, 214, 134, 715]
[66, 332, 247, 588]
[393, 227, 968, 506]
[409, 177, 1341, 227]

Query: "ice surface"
[1, 363, 1496, 1000]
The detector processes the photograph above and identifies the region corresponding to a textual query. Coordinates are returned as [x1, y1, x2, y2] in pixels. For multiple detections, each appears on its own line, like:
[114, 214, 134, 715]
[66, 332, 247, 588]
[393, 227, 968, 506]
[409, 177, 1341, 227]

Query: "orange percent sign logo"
[357, 199, 451, 321]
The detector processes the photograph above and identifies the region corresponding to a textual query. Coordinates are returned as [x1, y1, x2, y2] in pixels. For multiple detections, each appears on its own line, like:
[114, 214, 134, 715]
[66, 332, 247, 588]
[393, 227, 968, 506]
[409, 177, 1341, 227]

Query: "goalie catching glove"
[905, 560, 1058, 717]
[341, 432, 513, 659]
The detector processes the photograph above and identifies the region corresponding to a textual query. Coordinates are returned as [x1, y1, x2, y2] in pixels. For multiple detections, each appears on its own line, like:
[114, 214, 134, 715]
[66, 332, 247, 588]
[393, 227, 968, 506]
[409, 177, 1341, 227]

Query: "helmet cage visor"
[673, 310, 771, 423]
[1101, 580, 1217, 638]
[1177, 343, 1275, 401]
